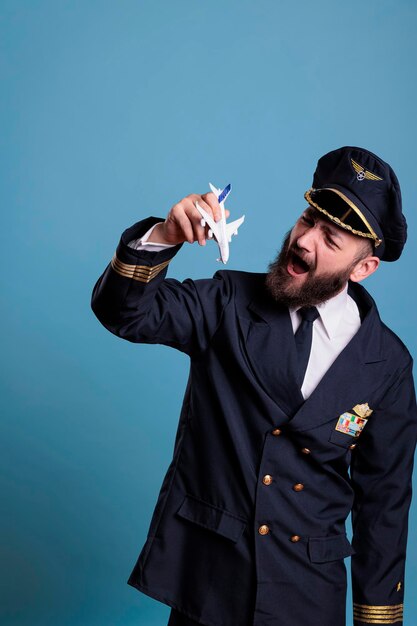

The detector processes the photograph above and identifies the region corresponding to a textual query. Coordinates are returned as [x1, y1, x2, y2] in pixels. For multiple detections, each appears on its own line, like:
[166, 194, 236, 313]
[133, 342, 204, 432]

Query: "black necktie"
[294, 306, 320, 387]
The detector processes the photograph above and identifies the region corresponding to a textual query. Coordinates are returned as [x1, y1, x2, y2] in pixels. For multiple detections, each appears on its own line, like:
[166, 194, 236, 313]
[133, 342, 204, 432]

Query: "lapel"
[237, 280, 305, 417]
[237, 278, 387, 430]
[289, 281, 386, 431]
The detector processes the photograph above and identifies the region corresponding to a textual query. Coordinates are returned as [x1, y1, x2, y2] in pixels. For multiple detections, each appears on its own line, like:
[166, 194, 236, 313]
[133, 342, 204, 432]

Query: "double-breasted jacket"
[91, 216, 417, 626]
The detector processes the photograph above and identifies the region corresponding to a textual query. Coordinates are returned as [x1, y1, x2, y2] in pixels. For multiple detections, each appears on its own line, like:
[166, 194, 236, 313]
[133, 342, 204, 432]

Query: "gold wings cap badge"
[351, 158, 383, 182]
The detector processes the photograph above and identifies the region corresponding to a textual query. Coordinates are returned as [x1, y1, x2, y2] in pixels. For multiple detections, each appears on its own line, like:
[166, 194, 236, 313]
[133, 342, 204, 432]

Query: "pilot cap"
[304, 146, 407, 261]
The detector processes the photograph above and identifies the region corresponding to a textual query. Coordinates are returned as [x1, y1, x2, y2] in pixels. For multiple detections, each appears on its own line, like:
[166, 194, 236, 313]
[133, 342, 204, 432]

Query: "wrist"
[147, 222, 171, 244]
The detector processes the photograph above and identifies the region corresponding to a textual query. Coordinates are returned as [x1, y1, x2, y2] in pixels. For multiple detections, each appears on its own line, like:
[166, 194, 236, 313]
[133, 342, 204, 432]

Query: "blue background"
[1, 1, 417, 624]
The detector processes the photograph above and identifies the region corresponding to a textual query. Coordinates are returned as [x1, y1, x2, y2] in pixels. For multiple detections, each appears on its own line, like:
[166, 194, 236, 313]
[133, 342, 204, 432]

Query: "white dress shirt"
[127, 223, 361, 399]
[128, 222, 176, 252]
[289, 285, 361, 399]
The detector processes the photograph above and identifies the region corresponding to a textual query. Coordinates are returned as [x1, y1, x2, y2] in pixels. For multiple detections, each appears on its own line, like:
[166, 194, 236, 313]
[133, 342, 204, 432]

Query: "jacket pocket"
[308, 533, 356, 563]
[176, 494, 247, 543]
[328, 427, 360, 448]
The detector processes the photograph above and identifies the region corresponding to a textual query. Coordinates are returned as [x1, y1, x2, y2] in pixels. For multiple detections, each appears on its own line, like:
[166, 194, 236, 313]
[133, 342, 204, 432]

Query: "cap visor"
[304, 185, 383, 248]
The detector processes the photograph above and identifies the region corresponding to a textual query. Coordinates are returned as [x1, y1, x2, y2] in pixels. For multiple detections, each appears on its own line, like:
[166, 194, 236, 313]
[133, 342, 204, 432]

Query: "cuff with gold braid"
[111, 216, 183, 284]
[353, 601, 403, 624]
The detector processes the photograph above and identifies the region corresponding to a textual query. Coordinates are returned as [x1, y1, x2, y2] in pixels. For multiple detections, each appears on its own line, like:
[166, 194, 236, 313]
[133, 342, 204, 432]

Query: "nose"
[296, 226, 318, 252]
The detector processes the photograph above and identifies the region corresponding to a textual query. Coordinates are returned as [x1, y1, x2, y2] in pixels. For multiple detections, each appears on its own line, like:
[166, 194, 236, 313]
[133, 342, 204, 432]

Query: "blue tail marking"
[217, 184, 231, 204]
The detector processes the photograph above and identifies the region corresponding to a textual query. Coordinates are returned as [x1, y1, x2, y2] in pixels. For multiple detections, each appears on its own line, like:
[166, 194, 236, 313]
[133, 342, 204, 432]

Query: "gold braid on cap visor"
[304, 188, 382, 247]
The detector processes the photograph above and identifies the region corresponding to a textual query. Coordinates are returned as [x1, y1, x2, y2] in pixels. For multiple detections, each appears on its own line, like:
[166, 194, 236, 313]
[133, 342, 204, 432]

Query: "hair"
[353, 237, 374, 264]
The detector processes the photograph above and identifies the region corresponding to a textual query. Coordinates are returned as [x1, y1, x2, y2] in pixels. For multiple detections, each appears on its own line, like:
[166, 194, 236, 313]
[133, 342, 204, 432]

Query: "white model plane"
[195, 182, 245, 264]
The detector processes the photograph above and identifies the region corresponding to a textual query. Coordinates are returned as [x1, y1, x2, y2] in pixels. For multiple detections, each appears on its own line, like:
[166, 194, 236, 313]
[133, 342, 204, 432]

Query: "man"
[91, 146, 417, 626]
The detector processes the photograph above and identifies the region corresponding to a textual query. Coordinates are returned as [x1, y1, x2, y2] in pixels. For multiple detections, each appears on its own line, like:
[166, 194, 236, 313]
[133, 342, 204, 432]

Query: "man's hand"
[147, 192, 230, 246]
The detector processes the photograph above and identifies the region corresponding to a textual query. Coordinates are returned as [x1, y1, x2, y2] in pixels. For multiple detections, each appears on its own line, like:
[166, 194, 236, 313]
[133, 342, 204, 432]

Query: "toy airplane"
[195, 182, 245, 264]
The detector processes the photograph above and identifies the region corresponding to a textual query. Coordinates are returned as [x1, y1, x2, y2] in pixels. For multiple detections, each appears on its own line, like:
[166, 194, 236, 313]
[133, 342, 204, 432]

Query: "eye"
[301, 215, 314, 225]
[325, 234, 338, 248]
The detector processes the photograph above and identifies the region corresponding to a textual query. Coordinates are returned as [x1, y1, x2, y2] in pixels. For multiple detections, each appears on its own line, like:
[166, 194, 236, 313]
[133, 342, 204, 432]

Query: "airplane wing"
[195, 201, 220, 240]
[225, 215, 245, 240]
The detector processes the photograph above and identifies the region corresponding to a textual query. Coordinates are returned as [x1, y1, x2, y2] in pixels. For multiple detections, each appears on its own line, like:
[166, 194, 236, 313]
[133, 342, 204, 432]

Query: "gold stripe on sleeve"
[110, 254, 171, 283]
[353, 602, 403, 624]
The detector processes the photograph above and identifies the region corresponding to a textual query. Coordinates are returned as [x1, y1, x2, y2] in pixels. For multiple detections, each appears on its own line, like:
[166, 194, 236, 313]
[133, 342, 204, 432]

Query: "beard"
[265, 230, 355, 309]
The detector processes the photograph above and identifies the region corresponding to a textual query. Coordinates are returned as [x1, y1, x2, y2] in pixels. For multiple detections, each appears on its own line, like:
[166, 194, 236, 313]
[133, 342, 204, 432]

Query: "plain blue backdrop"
[1, 1, 417, 624]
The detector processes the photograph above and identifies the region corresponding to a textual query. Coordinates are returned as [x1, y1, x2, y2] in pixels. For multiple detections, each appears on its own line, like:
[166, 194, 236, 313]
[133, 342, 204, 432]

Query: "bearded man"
[91, 146, 417, 626]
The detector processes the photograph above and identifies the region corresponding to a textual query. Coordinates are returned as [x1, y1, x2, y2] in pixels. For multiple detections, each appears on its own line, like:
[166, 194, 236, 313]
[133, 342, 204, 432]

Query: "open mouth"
[287, 250, 311, 275]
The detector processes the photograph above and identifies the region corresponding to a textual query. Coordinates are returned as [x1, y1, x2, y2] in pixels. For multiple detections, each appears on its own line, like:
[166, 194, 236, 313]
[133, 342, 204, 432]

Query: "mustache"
[286, 244, 315, 272]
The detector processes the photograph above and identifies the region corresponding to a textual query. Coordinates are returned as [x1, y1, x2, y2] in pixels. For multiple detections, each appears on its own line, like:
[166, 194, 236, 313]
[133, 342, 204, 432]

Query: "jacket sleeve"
[350, 358, 417, 625]
[91, 216, 231, 357]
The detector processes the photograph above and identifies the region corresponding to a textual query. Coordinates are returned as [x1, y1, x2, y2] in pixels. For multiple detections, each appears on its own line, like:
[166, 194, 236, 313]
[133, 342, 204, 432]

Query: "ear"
[349, 256, 380, 283]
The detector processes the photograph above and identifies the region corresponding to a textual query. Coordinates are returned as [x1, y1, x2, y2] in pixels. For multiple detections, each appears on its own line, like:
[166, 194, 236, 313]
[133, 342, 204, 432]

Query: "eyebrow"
[303, 207, 343, 241]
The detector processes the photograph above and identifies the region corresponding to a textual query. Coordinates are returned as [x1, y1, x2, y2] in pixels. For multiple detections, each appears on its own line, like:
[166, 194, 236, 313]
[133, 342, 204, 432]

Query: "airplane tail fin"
[209, 182, 232, 205]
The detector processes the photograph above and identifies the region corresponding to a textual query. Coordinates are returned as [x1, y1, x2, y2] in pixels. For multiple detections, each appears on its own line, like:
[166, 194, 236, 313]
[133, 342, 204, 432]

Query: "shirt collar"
[316, 282, 349, 339]
[292, 282, 349, 340]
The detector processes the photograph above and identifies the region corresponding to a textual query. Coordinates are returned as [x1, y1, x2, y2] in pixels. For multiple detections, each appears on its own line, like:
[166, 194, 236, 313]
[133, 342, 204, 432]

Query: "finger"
[201, 191, 222, 222]
[184, 201, 208, 246]
[193, 201, 231, 241]
[187, 196, 218, 243]
[171, 204, 195, 244]
[193, 197, 215, 220]
[187, 193, 228, 224]
[174, 197, 208, 245]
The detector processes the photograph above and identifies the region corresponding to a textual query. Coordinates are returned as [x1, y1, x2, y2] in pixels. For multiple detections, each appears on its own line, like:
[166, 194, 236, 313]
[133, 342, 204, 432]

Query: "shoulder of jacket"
[212, 269, 267, 298]
[350, 280, 413, 368]
[380, 320, 413, 366]
[212, 269, 266, 284]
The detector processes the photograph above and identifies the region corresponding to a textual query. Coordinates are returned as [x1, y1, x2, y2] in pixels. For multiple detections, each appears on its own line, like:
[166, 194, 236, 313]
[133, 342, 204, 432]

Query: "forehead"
[301, 205, 346, 239]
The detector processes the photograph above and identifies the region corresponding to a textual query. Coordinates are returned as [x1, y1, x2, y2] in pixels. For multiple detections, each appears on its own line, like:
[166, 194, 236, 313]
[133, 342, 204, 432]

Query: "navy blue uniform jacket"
[91, 217, 417, 626]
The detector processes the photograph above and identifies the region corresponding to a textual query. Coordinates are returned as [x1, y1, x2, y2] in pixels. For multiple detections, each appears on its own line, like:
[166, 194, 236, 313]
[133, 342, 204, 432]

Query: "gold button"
[301, 447, 311, 455]
[290, 535, 301, 542]
[349, 443, 356, 450]
[272, 428, 282, 436]
[293, 483, 304, 491]
[262, 474, 273, 485]
[258, 525, 270, 535]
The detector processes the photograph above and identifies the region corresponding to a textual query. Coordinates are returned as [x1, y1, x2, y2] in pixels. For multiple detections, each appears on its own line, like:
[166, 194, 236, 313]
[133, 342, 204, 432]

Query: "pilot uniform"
[91, 146, 417, 626]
